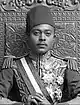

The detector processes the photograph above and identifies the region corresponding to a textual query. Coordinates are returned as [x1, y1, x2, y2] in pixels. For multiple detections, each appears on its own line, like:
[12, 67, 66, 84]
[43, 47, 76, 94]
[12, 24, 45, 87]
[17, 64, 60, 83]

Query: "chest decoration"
[32, 56, 67, 102]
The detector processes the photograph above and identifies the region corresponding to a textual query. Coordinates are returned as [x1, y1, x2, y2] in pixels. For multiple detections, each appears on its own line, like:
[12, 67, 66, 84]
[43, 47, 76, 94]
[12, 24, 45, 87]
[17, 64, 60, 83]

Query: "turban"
[26, 5, 55, 33]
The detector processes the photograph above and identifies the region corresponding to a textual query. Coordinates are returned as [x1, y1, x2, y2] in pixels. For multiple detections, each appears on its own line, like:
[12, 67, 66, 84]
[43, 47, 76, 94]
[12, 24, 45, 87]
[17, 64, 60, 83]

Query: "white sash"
[20, 57, 43, 95]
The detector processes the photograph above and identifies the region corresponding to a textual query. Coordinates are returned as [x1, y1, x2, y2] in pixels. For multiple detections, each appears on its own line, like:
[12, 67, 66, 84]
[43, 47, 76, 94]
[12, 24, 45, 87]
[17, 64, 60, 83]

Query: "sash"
[16, 56, 54, 104]
[20, 57, 43, 95]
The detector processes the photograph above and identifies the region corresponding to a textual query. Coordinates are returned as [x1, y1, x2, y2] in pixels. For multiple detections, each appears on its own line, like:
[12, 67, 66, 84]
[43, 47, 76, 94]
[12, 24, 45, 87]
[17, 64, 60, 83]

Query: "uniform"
[0, 50, 80, 104]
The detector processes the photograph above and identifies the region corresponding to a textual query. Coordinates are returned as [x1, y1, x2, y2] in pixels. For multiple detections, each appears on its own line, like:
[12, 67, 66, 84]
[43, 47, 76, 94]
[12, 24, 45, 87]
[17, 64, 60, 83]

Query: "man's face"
[28, 24, 55, 55]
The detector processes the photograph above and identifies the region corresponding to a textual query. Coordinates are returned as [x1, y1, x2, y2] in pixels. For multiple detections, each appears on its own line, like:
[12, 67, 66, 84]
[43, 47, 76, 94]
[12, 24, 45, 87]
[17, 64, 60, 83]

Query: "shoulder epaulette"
[51, 51, 78, 71]
[2, 53, 29, 69]
[2, 55, 16, 68]
[65, 56, 78, 71]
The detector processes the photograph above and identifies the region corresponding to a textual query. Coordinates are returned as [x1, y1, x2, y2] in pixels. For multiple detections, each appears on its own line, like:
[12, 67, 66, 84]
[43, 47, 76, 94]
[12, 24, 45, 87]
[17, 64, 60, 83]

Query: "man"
[0, 5, 80, 105]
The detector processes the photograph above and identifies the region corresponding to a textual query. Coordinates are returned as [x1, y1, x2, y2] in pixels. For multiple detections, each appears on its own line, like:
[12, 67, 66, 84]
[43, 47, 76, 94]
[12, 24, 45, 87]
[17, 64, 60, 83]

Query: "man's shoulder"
[51, 53, 78, 72]
[51, 53, 66, 62]
[2, 53, 29, 69]
[50, 54, 67, 69]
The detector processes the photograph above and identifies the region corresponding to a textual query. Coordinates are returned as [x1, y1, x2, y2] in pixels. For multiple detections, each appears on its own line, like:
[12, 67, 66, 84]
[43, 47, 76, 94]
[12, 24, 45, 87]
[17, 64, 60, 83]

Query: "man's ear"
[53, 35, 58, 43]
[51, 37, 56, 49]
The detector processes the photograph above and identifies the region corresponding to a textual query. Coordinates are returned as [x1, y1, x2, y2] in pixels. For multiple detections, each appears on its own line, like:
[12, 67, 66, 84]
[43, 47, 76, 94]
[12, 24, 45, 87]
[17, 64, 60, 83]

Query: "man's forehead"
[31, 24, 54, 31]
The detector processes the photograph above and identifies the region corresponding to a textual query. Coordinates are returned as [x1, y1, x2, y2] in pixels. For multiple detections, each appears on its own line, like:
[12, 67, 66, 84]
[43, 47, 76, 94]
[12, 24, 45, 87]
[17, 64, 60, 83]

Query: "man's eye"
[45, 32, 51, 36]
[33, 31, 40, 36]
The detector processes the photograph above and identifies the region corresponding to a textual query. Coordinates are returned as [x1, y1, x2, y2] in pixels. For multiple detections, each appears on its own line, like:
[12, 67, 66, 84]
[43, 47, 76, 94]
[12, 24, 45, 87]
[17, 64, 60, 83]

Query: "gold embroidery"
[32, 51, 67, 102]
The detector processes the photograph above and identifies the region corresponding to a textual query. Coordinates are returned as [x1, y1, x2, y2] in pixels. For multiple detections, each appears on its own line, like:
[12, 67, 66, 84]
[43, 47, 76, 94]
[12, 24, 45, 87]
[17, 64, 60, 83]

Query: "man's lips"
[37, 43, 47, 47]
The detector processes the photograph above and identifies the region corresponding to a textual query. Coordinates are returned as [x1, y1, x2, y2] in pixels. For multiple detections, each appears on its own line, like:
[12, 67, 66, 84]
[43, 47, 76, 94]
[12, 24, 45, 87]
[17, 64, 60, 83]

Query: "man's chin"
[36, 49, 48, 55]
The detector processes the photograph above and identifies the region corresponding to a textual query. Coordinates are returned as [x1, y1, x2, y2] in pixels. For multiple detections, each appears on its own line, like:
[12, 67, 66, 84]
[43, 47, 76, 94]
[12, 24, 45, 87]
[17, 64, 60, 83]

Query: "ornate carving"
[0, 0, 80, 12]
[0, 22, 4, 67]
[2, 12, 26, 22]
[76, 21, 80, 69]
[6, 23, 28, 57]
[0, 11, 80, 23]
[52, 22, 77, 58]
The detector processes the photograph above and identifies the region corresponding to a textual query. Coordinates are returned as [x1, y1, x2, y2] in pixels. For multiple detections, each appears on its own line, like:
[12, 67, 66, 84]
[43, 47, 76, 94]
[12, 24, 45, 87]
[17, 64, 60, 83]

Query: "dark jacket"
[0, 55, 80, 103]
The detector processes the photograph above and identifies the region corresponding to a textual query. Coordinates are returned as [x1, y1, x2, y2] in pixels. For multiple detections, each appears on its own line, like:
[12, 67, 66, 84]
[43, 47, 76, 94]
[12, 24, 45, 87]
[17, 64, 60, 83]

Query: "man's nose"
[39, 33, 46, 41]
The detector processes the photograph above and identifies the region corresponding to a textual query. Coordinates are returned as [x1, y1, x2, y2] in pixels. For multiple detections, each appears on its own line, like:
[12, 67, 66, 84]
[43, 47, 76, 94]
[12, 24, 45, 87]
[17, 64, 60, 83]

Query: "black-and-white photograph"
[0, 0, 80, 105]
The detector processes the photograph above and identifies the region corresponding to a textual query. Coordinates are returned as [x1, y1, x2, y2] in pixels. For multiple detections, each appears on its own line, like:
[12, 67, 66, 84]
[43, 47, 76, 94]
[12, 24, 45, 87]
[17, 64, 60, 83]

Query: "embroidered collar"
[28, 50, 53, 62]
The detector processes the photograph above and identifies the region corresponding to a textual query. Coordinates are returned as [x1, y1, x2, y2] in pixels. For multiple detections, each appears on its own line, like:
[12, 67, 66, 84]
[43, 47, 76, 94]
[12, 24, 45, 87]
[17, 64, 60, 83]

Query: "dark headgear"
[26, 5, 55, 33]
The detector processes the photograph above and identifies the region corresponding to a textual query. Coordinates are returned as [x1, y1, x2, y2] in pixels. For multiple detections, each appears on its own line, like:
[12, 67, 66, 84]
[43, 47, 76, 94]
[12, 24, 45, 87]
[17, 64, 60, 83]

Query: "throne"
[0, 0, 80, 70]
